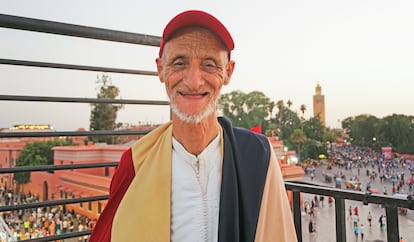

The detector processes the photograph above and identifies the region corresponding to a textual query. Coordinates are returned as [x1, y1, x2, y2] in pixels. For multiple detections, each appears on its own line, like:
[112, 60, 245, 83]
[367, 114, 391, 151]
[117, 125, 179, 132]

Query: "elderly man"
[89, 10, 297, 242]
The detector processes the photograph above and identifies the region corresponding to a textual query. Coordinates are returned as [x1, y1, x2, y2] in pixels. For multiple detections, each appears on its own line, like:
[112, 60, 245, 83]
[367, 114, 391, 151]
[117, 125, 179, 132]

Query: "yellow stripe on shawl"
[112, 121, 173, 242]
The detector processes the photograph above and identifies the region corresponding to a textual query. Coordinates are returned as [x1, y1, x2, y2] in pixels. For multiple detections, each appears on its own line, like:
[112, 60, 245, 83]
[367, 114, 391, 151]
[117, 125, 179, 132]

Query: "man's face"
[156, 28, 235, 123]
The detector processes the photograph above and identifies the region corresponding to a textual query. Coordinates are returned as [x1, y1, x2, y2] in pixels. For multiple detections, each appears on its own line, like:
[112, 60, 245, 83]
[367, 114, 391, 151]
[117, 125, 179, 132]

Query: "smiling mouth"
[178, 91, 209, 97]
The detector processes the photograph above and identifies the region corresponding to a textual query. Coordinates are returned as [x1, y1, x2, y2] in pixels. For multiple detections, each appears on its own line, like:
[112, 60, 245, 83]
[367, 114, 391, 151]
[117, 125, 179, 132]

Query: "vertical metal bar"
[385, 206, 399, 242]
[293, 191, 302, 242]
[335, 198, 346, 242]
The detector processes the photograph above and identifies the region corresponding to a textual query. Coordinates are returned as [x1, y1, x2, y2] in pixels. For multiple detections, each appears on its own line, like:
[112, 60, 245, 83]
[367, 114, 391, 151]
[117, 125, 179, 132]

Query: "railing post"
[385, 206, 399, 242]
[292, 190, 302, 242]
[335, 197, 346, 242]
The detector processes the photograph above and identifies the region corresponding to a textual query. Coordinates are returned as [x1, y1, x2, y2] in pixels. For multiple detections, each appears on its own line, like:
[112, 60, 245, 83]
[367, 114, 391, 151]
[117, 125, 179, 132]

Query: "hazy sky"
[1, 0, 414, 130]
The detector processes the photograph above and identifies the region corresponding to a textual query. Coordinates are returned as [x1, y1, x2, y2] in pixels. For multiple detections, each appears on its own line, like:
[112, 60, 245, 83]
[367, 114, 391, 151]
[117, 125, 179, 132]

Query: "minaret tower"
[313, 82, 326, 127]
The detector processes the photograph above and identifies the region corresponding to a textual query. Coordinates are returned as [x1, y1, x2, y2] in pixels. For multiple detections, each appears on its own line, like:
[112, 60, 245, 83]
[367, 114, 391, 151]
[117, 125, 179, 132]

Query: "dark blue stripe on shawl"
[218, 117, 271, 242]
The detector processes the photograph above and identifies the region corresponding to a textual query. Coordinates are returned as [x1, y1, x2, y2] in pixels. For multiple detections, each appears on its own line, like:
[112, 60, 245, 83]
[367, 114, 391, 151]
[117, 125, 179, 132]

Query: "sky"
[1, 0, 414, 130]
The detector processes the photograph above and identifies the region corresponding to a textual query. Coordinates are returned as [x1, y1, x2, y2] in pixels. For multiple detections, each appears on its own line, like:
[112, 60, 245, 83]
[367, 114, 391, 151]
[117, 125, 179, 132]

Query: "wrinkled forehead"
[162, 27, 228, 58]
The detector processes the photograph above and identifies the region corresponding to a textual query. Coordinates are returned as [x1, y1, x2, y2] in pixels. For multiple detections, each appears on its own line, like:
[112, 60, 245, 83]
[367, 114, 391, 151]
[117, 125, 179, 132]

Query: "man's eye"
[202, 63, 219, 72]
[173, 61, 185, 67]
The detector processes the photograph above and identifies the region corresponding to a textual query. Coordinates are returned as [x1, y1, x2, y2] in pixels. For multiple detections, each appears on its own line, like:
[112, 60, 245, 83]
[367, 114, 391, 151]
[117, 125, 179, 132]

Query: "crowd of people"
[336, 145, 414, 195]
[0, 187, 95, 241]
[302, 144, 412, 241]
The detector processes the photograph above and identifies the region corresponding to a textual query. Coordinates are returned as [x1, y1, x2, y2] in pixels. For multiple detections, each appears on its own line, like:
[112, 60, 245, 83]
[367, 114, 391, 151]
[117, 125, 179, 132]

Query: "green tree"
[379, 114, 414, 153]
[278, 108, 301, 140]
[265, 123, 278, 137]
[341, 117, 353, 133]
[347, 114, 379, 147]
[323, 130, 337, 144]
[378, 114, 412, 149]
[303, 116, 324, 141]
[302, 139, 326, 161]
[290, 128, 306, 161]
[14, 139, 74, 185]
[341, 113, 414, 153]
[89, 74, 124, 144]
[219, 90, 273, 129]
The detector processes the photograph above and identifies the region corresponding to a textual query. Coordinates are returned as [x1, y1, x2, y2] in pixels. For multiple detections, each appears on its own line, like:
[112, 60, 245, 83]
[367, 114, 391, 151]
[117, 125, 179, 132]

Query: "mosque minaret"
[313, 82, 326, 127]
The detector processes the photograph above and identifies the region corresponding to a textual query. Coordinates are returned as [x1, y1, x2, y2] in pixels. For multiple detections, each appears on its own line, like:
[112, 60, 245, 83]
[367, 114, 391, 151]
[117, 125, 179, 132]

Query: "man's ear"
[223, 60, 235, 85]
[156, 57, 164, 83]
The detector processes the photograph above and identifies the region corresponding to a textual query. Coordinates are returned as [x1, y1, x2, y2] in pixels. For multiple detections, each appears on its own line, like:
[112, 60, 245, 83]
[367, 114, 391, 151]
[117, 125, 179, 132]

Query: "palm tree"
[291, 128, 306, 162]
[287, 100, 293, 109]
[300, 104, 306, 116]
[276, 100, 284, 125]
[300, 104, 307, 130]
[268, 101, 275, 118]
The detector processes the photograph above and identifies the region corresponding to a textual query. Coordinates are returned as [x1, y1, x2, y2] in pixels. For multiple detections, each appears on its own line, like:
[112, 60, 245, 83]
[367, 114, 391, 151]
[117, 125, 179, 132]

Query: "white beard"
[170, 99, 216, 124]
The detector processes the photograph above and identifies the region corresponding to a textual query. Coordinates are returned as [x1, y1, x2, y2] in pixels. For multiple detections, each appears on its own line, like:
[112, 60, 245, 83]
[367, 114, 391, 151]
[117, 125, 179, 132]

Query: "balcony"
[1, 13, 413, 242]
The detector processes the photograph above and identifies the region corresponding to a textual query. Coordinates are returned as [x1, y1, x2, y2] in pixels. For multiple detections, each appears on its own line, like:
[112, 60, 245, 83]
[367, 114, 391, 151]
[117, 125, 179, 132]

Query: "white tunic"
[171, 134, 221, 242]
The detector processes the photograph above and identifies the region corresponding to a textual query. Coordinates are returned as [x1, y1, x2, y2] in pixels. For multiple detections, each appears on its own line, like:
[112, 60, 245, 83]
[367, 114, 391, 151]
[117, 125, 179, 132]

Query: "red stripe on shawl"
[89, 148, 135, 242]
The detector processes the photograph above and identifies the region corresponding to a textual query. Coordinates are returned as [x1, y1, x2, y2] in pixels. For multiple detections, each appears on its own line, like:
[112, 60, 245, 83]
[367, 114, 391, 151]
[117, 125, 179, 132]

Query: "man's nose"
[183, 63, 204, 88]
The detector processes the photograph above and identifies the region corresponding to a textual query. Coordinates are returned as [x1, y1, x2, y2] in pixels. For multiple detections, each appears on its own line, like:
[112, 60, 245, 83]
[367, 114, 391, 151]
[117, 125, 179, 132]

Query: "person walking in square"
[367, 211, 372, 227]
[360, 223, 365, 240]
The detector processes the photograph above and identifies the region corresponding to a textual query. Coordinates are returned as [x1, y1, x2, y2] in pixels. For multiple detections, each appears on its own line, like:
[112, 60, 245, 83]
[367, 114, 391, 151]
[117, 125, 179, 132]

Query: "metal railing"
[286, 180, 414, 242]
[1, 13, 414, 242]
[0, 163, 114, 242]
[0, 13, 165, 241]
